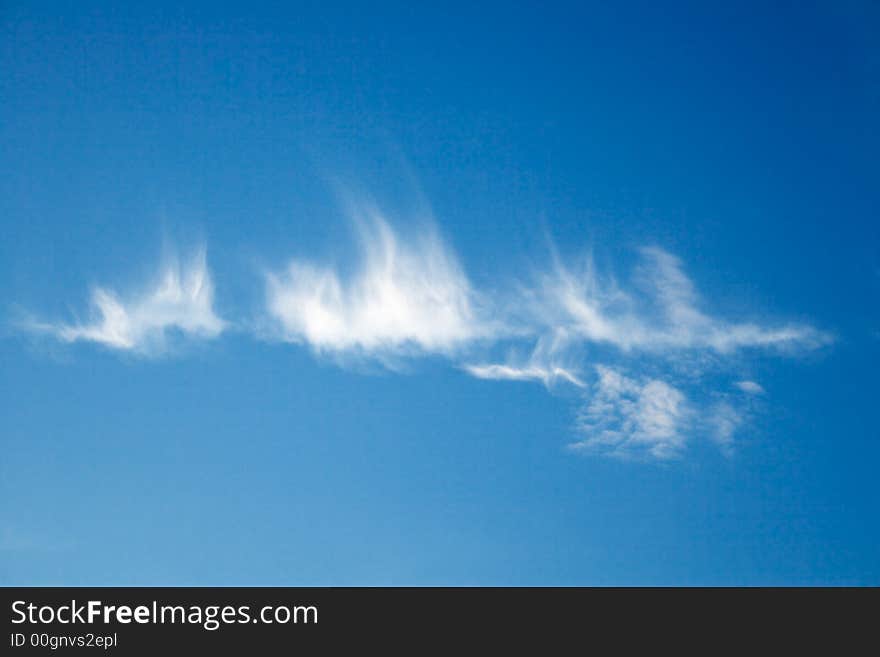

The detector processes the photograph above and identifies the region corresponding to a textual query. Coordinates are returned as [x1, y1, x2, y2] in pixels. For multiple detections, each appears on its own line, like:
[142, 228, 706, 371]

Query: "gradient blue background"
[2, 1, 878, 584]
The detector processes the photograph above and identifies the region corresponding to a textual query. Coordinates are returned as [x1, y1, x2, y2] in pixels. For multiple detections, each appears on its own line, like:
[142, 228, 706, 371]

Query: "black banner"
[2, 587, 876, 653]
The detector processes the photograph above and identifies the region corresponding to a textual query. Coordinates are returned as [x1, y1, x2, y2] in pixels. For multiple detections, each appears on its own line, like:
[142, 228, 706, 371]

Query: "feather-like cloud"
[525, 247, 828, 354]
[262, 219, 828, 459]
[265, 214, 486, 357]
[463, 245, 829, 459]
[31, 247, 225, 354]
[19, 211, 827, 461]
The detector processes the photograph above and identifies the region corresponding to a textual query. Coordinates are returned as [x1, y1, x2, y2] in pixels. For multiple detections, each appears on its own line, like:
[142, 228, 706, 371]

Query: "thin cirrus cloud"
[21, 210, 828, 461]
[465, 363, 585, 388]
[571, 366, 691, 460]
[568, 366, 753, 460]
[706, 401, 746, 456]
[527, 246, 825, 355]
[264, 212, 487, 359]
[464, 244, 831, 459]
[30, 246, 226, 355]
[735, 380, 765, 395]
[258, 212, 828, 460]
[463, 331, 587, 388]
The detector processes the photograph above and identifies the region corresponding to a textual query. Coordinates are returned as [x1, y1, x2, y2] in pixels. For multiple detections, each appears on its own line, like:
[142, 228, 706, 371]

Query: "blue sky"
[2, 1, 878, 584]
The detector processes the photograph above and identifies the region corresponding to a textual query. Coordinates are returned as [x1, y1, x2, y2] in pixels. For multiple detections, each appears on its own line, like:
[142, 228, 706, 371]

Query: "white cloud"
[457, 246, 828, 459]
[707, 402, 744, 456]
[266, 214, 486, 357]
[735, 380, 765, 395]
[570, 366, 691, 460]
[570, 367, 755, 460]
[464, 330, 585, 387]
[34, 247, 225, 354]
[19, 211, 824, 462]
[464, 363, 585, 387]
[528, 246, 829, 355]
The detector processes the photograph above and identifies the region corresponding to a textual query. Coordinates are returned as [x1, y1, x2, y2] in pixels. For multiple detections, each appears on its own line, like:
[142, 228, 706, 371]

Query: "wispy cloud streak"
[461, 245, 830, 459]
[522, 247, 828, 355]
[30, 247, 225, 354]
[465, 363, 585, 387]
[20, 210, 827, 461]
[735, 380, 765, 395]
[265, 213, 485, 357]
